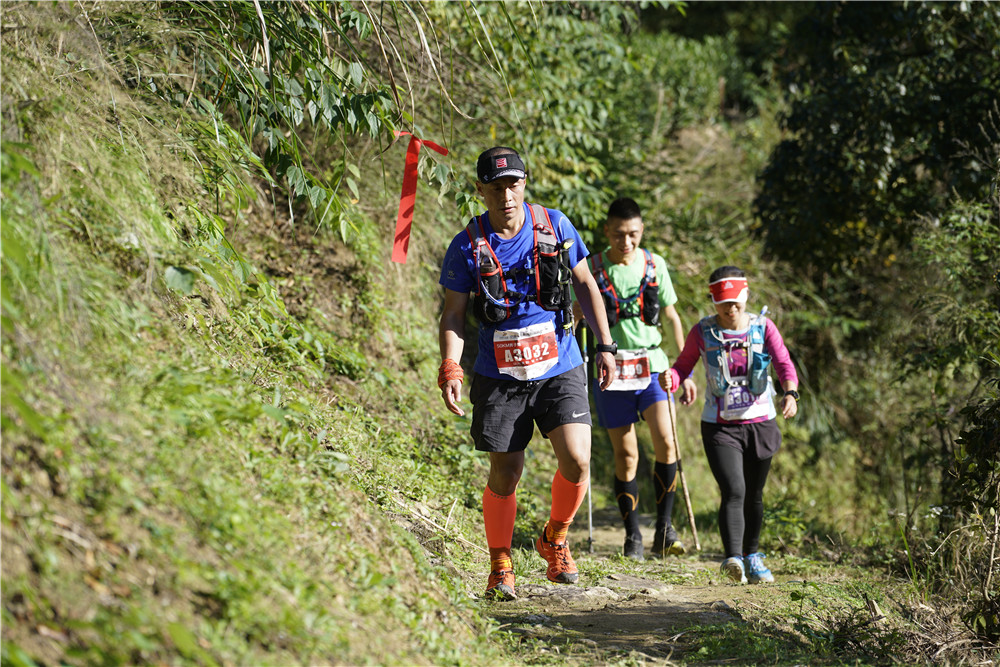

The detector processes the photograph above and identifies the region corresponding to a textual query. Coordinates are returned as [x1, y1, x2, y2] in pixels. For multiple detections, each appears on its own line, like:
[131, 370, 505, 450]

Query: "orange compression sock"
[483, 487, 516, 570]
[547, 470, 588, 542]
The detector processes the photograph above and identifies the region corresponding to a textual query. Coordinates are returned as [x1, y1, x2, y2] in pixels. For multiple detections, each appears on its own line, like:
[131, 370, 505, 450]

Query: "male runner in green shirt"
[586, 197, 697, 559]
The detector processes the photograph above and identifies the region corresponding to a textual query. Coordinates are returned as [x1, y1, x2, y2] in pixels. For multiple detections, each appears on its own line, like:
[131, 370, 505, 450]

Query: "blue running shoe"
[720, 556, 747, 584]
[744, 552, 775, 584]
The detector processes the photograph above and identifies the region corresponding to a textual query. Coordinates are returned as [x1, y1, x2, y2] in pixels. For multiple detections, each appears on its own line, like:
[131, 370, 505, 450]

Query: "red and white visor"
[709, 277, 749, 304]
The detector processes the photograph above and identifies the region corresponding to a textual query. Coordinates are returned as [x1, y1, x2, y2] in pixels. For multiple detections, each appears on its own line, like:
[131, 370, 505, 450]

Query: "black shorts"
[701, 419, 782, 460]
[469, 364, 592, 453]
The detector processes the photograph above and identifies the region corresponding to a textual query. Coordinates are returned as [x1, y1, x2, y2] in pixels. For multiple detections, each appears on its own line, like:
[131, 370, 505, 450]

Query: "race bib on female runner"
[719, 382, 770, 421]
[493, 321, 559, 380]
[607, 349, 652, 392]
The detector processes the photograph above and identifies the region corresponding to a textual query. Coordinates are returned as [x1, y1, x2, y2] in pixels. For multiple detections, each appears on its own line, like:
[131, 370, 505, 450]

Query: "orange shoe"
[535, 524, 579, 584]
[485, 569, 516, 600]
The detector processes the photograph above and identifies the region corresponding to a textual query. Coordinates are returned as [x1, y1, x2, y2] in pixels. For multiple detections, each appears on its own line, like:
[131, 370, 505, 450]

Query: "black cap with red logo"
[477, 151, 526, 183]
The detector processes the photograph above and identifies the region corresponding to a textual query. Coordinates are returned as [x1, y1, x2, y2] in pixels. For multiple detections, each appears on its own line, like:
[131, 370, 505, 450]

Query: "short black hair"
[709, 266, 746, 283]
[607, 197, 642, 221]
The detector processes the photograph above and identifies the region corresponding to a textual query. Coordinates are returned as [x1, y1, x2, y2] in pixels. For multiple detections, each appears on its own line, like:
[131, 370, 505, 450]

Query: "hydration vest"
[700, 309, 771, 398]
[466, 204, 574, 328]
[588, 249, 660, 327]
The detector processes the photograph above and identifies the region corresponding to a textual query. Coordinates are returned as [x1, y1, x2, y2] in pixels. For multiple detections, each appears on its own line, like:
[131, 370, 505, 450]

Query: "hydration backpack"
[466, 204, 574, 328]
[588, 249, 660, 327]
[700, 310, 771, 398]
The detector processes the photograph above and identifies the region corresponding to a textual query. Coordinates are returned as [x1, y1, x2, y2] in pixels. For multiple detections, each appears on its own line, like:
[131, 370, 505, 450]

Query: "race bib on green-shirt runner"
[493, 321, 559, 381]
[607, 349, 652, 392]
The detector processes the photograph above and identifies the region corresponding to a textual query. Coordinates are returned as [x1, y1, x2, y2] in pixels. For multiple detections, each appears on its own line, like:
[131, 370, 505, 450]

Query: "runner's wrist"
[595, 341, 617, 355]
[668, 368, 681, 393]
[438, 359, 464, 389]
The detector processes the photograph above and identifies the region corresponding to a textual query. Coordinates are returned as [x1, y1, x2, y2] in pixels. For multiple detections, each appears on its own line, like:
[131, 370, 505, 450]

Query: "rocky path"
[482, 508, 754, 665]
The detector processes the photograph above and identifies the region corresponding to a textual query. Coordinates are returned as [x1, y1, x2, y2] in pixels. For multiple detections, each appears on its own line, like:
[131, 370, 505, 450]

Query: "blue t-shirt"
[439, 203, 589, 380]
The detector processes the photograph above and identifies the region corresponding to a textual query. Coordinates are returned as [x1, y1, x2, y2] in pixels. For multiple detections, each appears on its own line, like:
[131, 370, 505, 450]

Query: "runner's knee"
[614, 449, 639, 478]
[559, 455, 589, 482]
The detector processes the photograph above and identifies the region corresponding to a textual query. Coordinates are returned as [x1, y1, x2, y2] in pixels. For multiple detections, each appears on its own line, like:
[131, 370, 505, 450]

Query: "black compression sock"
[614, 476, 641, 537]
[653, 460, 678, 530]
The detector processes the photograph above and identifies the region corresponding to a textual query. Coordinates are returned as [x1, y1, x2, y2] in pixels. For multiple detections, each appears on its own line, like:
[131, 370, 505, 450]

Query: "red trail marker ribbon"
[392, 131, 448, 264]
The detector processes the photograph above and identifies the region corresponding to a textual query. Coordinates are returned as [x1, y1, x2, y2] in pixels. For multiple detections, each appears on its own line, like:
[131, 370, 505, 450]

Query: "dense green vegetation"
[2, 1, 997, 664]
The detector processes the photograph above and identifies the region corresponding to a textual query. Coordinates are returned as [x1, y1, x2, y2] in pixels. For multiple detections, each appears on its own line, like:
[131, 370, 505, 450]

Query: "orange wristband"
[438, 359, 464, 389]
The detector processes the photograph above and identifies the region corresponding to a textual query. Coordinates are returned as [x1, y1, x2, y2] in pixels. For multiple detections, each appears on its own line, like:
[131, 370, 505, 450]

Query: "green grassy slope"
[0, 11, 505, 666]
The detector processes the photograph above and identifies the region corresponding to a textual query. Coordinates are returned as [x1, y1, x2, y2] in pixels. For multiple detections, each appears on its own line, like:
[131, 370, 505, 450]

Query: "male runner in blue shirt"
[438, 146, 616, 600]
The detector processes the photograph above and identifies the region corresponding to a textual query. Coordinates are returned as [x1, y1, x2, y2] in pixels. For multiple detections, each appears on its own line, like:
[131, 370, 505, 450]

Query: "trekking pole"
[665, 383, 701, 551]
[576, 320, 595, 554]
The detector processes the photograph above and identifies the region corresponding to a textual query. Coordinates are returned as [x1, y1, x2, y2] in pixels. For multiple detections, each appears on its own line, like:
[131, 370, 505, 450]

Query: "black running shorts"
[701, 419, 782, 460]
[469, 364, 592, 453]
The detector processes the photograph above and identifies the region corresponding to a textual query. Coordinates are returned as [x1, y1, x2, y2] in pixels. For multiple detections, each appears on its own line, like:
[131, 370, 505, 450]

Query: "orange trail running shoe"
[535, 524, 579, 584]
[485, 569, 516, 601]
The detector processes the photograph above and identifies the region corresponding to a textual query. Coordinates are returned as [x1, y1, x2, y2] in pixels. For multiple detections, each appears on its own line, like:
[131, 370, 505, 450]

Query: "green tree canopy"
[755, 2, 1000, 288]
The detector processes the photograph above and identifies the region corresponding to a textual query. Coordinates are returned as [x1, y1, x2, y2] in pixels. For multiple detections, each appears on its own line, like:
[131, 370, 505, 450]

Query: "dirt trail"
[483, 508, 749, 664]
